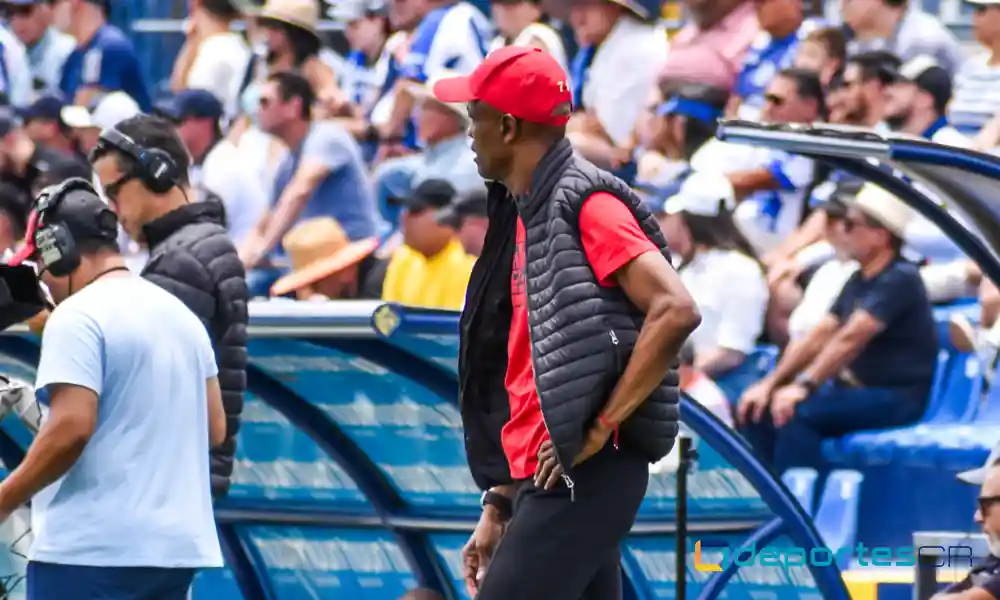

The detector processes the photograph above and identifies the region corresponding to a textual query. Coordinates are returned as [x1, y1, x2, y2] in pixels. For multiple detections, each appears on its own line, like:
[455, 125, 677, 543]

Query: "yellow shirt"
[381, 239, 476, 310]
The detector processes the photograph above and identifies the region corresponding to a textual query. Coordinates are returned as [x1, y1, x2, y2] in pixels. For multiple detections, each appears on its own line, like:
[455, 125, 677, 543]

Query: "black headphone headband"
[95, 126, 181, 195]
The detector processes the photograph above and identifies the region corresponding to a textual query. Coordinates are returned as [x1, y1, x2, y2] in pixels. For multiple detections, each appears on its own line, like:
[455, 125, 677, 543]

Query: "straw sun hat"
[269, 217, 379, 298]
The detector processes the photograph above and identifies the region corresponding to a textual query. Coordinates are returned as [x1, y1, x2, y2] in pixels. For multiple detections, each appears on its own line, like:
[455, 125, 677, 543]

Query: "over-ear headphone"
[95, 127, 180, 195]
[28, 178, 118, 277]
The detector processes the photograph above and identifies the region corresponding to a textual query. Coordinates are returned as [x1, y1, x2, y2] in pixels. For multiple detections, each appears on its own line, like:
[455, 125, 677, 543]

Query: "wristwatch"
[481, 489, 513, 521]
[794, 373, 819, 395]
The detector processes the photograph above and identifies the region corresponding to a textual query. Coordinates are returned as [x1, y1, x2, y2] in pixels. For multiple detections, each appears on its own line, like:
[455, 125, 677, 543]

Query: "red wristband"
[598, 414, 619, 450]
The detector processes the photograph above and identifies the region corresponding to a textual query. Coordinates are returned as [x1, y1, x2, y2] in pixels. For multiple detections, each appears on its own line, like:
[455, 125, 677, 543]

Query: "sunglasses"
[102, 173, 137, 205]
[764, 93, 786, 107]
[842, 214, 876, 232]
[979, 495, 1000, 514]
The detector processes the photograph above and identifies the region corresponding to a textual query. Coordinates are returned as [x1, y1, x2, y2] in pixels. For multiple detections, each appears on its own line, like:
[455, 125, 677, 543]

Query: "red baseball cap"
[432, 46, 572, 127]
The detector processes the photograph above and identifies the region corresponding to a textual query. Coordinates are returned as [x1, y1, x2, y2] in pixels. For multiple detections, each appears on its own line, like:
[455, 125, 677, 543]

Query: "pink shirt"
[659, 2, 759, 91]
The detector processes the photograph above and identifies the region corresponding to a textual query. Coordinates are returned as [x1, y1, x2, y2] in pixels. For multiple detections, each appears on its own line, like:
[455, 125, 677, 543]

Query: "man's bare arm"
[799, 310, 885, 384]
[598, 251, 701, 426]
[0, 383, 98, 514]
[760, 315, 840, 389]
[207, 376, 226, 447]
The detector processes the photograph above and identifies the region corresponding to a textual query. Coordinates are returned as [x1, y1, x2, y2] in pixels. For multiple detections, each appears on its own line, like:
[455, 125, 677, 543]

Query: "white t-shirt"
[679, 249, 768, 356]
[691, 138, 815, 254]
[31, 276, 222, 568]
[185, 32, 251, 121]
[581, 18, 669, 145]
[193, 140, 268, 247]
[787, 258, 859, 343]
[489, 22, 568, 73]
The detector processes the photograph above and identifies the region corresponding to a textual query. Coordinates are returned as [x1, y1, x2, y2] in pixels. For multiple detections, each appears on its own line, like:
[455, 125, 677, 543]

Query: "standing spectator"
[566, 0, 668, 168]
[56, 0, 151, 111]
[156, 89, 267, 247]
[728, 0, 821, 120]
[654, 172, 768, 379]
[844, 0, 962, 75]
[5, 0, 75, 97]
[241, 71, 379, 270]
[655, 0, 758, 92]
[169, 0, 251, 122]
[738, 184, 937, 474]
[436, 187, 488, 257]
[489, 0, 567, 71]
[374, 69, 481, 230]
[3, 180, 224, 597]
[793, 26, 847, 88]
[884, 55, 970, 146]
[88, 114, 248, 500]
[381, 179, 476, 309]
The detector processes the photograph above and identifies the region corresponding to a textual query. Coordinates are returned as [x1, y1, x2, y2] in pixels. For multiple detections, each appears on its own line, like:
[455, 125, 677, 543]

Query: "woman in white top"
[488, 0, 568, 72]
[655, 172, 769, 378]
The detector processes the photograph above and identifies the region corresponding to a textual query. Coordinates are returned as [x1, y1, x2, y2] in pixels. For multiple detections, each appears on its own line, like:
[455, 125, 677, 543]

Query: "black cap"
[154, 89, 224, 122]
[388, 179, 456, 211]
[19, 93, 67, 124]
[436, 187, 487, 227]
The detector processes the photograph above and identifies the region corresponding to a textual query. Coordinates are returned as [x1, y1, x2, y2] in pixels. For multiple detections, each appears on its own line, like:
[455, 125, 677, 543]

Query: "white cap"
[849, 184, 915, 238]
[958, 442, 1000, 486]
[61, 92, 141, 131]
[898, 55, 941, 82]
[407, 69, 469, 124]
[662, 171, 736, 217]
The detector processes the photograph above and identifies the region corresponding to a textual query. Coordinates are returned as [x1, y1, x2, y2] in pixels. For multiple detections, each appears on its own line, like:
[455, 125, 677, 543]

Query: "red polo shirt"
[502, 192, 660, 479]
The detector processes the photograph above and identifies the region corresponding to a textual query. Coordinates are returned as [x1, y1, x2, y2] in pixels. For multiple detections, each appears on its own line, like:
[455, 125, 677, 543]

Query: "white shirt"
[679, 249, 768, 356]
[582, 18, 669, 145]
[0, 27, 32, 106]
[949, 52, 1000, 136]
[489, 22, 568, 73]
[31, 276, 222, 568]
[194, 139, 268, 247]
[788, 258, 859, 342]
[185, 32, 251, 121]
[400, 2, 491, 83]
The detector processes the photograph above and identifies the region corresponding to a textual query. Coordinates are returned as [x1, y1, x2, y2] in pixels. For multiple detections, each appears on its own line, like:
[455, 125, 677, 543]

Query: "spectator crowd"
[0, 0, 997, 491]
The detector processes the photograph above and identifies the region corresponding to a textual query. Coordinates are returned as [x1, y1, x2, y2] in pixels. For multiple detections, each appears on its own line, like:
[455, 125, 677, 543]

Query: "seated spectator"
[727, 0, 820, 120]
[653, 171, 767, 379]
[241, 71, 379, 272]
[793, 26, 847, 88]
[157, 89, 268, 247]
[6, 0, 75, 97]
[19, 93, 77, 157]
[373, 69, 481, 230]
[937, 449, 1000, 599]
[884, 55, 969, 146]
[382, 179, 476, 309]
[57, 0, 151, 110]
[845, 0, 962, 75]
[436, 187, 488, 257]
[835, 50, 901, 128]
[565, 0, 668, 169]
[170, 0, 250, 122]
[950, 275, 1000, 387]
[949, 0, 1000, 139]
[655, 0, 757, 92]
[0, 183, 29, 255]
[738, 184, 937, 474]
[60, 90, 141, 154]
[0, 107, 89, 201]
[489, 0, 567, 70]
[269, 217, 384, 300]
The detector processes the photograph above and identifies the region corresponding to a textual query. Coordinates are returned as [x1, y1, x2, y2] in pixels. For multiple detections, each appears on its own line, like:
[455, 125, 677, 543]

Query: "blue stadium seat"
[714, 346, 778, 406]
[813, 470, 864, 568]
[780, 468, 818, 515]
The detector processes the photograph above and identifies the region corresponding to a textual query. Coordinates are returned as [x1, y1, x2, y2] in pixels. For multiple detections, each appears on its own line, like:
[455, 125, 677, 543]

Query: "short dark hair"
[268, 71, 314, 120]
[90, 114, 191, 187]
[201, 0, 241, 20]
[76, 237, 120, 256]
[804, 27, 847, 65]
[778, 67, 828, 120]
[848, 51, 902, 86]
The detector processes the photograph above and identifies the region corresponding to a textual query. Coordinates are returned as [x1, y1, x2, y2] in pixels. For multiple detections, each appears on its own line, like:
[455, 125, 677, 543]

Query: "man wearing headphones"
[2, 178, 225, 598]
[88, 113, 247, 501]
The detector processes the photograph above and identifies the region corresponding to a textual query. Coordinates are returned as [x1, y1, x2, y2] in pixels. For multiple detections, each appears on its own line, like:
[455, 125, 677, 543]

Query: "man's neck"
[505, 8, 541, 41]
[903, 111, 940, 138]
[861, 9, 902, 41]
[504, 140, 556, 196]
[74, 13, 104, 47]
[145, 191, 190, 223]
[72, 254, 129, 293]
[860, 247, 896, 278]
[988, 40, 1000, 66]
[193, 11, 231, 39]
[280, 121, 310, 150]
[418, 238, 452, 259]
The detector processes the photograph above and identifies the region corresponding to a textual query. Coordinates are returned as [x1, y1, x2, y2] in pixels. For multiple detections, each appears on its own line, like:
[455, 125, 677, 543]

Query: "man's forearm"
[600, 299, 700, 425]
[256, 189, 309, 260]
[765, 337, 824, 388]
[0, 420, 87, 514]
[800, 335, 865, 384]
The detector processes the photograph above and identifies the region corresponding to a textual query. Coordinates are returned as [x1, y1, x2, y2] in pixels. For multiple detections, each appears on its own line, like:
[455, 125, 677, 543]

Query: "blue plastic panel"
[227, 394, 370, 509]
[249, 339, 479, 510]
[192, 565, 246, 600]
[427, 533, 468, 598]
[0, 352, 38, 449]
[239, 526, 419, 598]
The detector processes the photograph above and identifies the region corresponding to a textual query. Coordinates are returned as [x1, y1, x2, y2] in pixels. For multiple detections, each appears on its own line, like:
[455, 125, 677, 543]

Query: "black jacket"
[459, 140, 680, 492]
[142, 202, 248, 498]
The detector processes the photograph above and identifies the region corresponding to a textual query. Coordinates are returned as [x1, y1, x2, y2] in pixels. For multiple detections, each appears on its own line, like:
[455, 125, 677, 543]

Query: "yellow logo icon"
[694, 541, 723, 572]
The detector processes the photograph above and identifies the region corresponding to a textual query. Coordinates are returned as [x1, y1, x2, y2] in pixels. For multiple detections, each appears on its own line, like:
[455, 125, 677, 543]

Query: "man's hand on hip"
[462, 507, 505, 597]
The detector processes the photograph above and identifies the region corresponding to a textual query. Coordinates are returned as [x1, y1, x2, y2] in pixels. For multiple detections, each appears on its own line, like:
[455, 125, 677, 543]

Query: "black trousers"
[476, 444, 649, 600]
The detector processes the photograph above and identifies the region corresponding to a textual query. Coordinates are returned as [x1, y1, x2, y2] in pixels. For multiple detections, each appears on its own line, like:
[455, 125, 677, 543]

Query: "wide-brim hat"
[541, 0, 650, 22]
[406, 69, 470, 124]
[259, 0, 320, 41]
[270, 217, 379, 297]
[958, 442, 1000, 485]
[846, 183, 915, 238]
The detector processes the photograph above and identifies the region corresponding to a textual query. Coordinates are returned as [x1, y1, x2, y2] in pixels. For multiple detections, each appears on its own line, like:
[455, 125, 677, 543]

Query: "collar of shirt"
[922, 115, 949, 139]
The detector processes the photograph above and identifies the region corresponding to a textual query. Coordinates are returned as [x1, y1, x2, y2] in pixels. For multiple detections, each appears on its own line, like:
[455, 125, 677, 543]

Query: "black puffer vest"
[459, 139, 680, 491]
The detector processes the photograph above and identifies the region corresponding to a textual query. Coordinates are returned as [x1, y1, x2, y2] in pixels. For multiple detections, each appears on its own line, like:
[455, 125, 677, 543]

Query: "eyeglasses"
[764, 93, 786, 107]
[102, 173, 137, 205]
[978, 495, 1000, 514]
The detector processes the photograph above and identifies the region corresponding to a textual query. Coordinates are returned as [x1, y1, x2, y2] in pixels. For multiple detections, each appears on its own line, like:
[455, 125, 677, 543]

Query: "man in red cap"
[434, 46, 701, 600]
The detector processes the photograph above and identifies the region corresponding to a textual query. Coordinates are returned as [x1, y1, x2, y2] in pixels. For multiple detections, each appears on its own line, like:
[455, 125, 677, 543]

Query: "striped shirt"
[948, 52, 1000, 136]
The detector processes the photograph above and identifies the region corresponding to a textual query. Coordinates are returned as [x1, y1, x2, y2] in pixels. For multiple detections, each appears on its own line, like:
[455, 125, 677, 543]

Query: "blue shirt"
[735, 19, 822, 120]
[271, 121, 380, 242]
[59, 24, 151, 111]
[400, 2, 490, 83]
[31, 275, 223, 567]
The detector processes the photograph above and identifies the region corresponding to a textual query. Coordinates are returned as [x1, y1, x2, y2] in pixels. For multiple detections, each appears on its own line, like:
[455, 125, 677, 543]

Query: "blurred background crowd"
[0, 0, 998, 507]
